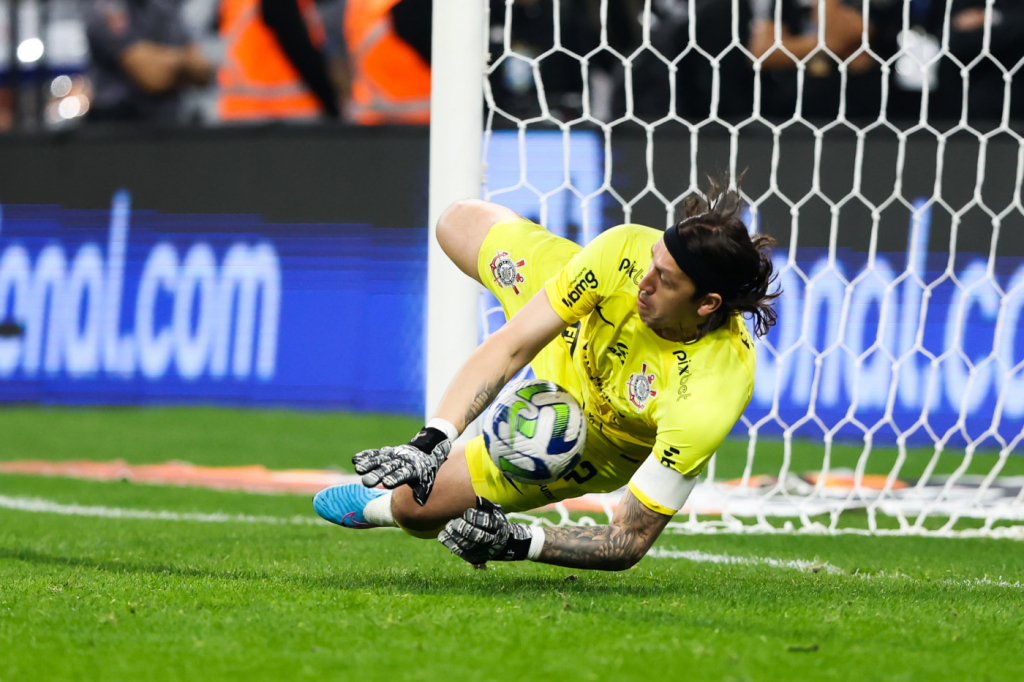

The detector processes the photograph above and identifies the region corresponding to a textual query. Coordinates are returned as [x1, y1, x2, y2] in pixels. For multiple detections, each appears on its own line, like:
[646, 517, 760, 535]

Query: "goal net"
[440, 0, 1024, 538]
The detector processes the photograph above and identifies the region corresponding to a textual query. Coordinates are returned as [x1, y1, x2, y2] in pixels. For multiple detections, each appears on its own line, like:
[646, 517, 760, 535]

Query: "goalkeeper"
[314, 181, 779, 571]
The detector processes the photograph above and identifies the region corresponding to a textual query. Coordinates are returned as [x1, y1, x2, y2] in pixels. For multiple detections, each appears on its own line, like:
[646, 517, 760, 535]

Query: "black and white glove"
[351, 427, 452, 506]
[438, 497, 534, 564]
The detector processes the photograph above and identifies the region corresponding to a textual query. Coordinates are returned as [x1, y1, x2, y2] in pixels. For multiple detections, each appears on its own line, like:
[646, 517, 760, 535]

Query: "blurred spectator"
[627, 0, 754, 123]
[344, 0, 430, 124]
[487, 0, 636, 124]
[925, 0, 1024, 123]
[84, 0, 214, 124]
[748, 0, 900, 121]
[218, 0, 339, 121]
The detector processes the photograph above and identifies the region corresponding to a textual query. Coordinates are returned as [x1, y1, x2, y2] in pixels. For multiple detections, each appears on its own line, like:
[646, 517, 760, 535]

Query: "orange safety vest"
[218, 0, 326, 121]
[345, 0, 431, 125]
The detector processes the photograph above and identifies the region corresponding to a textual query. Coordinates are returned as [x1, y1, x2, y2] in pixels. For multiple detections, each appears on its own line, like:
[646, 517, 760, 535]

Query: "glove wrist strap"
[409, 426, 449, 454]
[501, 531, 533, 562]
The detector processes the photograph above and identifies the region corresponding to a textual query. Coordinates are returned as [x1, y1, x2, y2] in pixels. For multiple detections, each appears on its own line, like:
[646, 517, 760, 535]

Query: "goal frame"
[425, 0, 486, 424]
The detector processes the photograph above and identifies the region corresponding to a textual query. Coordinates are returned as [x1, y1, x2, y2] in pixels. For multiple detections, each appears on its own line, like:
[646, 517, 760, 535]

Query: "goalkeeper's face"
[637, 239, 719, 336]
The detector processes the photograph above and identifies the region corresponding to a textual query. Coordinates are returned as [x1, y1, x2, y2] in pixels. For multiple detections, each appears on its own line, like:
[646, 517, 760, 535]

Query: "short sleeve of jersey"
[650, 337, 754, 477]
[544, 225, 647, 325]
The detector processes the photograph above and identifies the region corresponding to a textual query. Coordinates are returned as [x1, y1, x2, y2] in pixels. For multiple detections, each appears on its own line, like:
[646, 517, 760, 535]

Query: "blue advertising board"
[746, 207, 1024, 447]
[0, 192, 426, 414]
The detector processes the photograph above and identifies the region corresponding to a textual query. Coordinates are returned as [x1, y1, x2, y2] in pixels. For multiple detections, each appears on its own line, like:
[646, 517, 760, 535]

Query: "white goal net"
[451, 0, 1024, 538]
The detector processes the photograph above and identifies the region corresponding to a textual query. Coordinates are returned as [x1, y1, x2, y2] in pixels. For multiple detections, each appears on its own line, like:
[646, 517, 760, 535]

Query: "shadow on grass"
[0, 545, 672, 597]
[5, 543, 1009, 606]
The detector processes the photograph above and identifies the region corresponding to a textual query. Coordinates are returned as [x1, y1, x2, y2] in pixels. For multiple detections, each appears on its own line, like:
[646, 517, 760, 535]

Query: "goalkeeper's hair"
[673, 178, 781, 340]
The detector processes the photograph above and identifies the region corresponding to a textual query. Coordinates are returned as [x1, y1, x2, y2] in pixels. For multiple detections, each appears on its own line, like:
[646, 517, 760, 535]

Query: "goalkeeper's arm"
[440, 456, 696, 570]
[352, 288, 567, 503]
[535, 490, 674, 570]
[439, 489, 673, 571]
[431, 289, 566, 434]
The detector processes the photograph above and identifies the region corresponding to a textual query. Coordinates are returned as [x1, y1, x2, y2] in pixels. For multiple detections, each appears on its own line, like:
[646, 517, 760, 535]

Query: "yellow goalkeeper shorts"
[465, 429, 646, 513]
[469, 218, 647, 512]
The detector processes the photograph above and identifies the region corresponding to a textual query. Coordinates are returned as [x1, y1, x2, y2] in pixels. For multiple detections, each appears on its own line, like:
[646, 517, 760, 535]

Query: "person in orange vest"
[218, 0, 340, 121]
[345, 0, 431, 124]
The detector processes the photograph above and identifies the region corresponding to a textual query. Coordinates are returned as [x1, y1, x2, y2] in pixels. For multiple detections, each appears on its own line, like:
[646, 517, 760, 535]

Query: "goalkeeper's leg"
[435, 199, 522, 283]
[313, 446, 476, 536]
[388, 445, 478, 538]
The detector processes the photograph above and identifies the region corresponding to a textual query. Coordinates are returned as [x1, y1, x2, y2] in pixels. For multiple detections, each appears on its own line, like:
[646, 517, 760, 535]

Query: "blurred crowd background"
[1, 0, 1023, 132]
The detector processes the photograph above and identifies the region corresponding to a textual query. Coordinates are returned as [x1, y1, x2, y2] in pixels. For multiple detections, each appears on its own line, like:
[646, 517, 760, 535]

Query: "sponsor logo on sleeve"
[658, 446, 681, 467]
[626, 362, 658, 411]
[560, 269, 598, 308]
[673, 349, 692, 401]
[489, 251, 526, 294]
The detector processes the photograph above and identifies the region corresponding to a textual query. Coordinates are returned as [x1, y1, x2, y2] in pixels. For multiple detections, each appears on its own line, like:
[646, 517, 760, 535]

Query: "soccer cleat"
[313, 484, 387, 529]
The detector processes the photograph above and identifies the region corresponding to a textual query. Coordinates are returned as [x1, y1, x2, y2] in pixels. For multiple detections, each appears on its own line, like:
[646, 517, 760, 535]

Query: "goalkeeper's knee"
[395, 520, 445, 539]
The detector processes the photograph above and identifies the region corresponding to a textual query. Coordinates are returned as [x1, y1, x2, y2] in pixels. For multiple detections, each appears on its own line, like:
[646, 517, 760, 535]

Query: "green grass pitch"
[1, 407, 1022, 682]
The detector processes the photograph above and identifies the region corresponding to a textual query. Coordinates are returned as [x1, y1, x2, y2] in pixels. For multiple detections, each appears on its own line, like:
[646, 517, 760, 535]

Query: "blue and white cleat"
[313, 484, 387, 528]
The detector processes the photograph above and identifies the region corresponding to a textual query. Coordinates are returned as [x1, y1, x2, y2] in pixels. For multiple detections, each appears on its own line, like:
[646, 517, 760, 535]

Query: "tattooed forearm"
[463, 376, 504, 429]
[537, 493, 672, 571]
[538, 525, 648, 571]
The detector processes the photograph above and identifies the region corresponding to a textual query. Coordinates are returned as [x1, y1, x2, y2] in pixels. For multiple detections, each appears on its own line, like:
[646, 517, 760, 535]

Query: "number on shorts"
[562, 460, 597, 484]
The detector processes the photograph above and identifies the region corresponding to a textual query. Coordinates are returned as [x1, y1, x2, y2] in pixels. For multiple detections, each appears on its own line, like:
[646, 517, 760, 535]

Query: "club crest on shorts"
[489, 250, 527, 295]
[627, 362, 658, 411]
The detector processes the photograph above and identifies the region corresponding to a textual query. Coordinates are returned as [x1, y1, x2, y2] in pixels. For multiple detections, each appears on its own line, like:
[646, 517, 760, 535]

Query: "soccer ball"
[483, 379, 586, 485]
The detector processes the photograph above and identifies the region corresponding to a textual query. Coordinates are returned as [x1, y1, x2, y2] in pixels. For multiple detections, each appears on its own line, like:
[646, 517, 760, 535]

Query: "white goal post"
[425, 0, 486, 424]
[427, 0, 1024, 538]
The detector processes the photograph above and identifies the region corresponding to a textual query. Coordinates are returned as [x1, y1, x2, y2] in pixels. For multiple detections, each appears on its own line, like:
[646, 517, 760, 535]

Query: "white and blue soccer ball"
[483, 379, 586, 485]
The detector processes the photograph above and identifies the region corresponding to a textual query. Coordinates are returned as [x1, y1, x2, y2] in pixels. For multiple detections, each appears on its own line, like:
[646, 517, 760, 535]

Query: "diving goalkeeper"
[314, 181, 779, 571]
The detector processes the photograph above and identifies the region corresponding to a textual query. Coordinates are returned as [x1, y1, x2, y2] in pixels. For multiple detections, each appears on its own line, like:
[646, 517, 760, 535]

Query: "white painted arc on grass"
[0, 494, 326, 526]
[647, 548, 1024, 589]
[647, 548, 843, 574]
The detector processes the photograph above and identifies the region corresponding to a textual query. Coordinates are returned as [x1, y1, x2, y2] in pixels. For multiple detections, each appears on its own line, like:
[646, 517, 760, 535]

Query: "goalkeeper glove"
[438, 497, 535, 564]
[351, 426, 452, 506]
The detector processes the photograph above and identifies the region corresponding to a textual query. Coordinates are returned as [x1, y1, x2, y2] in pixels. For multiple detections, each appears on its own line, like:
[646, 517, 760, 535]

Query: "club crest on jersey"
[490, 251, 526, 294]
[627, 362, 658, 411]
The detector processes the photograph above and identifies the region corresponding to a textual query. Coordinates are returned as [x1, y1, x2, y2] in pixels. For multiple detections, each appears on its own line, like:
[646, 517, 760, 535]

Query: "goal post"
[424, 0, 486, 423]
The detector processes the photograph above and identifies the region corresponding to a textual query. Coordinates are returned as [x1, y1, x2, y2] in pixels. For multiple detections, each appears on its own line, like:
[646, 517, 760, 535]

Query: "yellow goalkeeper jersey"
[542, 224, 756, 476]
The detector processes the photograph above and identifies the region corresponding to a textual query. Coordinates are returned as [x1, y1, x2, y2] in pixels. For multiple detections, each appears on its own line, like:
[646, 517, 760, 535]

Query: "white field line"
[0, 494, 327, 526]
[648, 548, 843, 574]
[3, 494, 1022, 589]
[646, 548, 1024, 589]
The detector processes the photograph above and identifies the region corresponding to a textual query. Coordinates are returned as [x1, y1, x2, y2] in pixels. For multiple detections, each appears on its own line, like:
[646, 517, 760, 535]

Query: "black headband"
[663, 224, 733, 296]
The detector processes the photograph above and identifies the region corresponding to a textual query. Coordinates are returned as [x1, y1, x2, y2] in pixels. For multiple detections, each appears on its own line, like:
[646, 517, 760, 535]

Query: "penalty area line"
[0, 494, 327, 527]
[647, 548, 842, 574]
[646, 548, 1024, 589]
